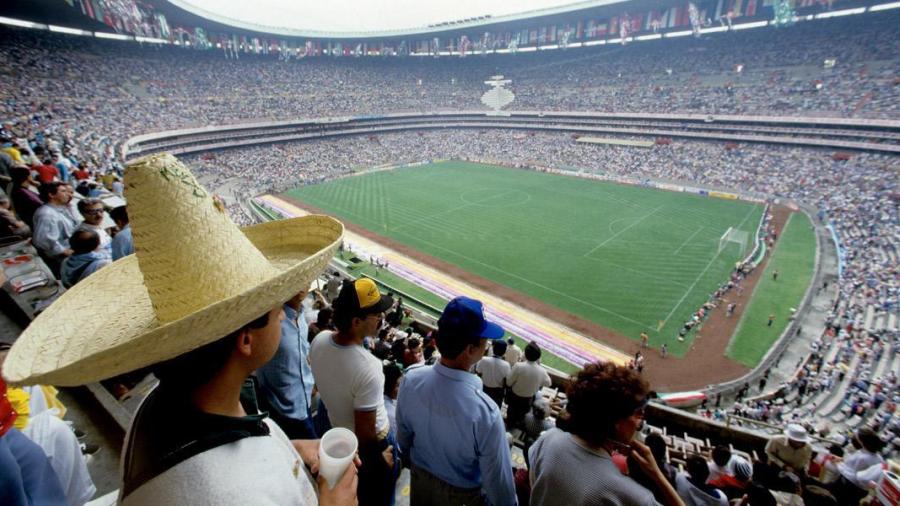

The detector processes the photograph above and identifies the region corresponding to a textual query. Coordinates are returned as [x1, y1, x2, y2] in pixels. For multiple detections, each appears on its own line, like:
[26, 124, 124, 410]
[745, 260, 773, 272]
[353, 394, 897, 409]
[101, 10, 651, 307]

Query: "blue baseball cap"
[438, 296, 505, 340]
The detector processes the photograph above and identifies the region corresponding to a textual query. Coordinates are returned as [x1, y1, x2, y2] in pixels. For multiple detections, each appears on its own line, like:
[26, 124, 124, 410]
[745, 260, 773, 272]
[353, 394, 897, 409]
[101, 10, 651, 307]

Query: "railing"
[742, 203, 771, 267]
[723, 414, 834, 446]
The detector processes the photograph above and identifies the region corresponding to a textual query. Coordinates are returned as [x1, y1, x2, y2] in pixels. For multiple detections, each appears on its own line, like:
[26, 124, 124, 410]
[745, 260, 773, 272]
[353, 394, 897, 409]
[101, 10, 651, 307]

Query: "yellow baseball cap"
[335, 278, 394, 316]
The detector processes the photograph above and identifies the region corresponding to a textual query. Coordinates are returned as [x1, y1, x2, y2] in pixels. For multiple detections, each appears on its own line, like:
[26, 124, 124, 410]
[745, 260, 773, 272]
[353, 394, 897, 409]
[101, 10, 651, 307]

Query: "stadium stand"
[0, 3, 897, 505]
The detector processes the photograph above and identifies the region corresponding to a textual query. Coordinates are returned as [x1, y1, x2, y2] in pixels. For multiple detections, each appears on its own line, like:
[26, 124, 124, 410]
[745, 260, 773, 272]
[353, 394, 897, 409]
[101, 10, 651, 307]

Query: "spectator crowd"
[0, 7, 897, 505]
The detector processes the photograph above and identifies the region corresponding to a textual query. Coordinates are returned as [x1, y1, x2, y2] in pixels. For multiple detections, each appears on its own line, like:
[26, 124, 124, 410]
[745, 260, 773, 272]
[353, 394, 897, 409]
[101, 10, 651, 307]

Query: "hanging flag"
[746, 0, 758, 16]
[631, 13, 643, 32]
[459, 35, 469, 57]
[156, 13, 170, 39]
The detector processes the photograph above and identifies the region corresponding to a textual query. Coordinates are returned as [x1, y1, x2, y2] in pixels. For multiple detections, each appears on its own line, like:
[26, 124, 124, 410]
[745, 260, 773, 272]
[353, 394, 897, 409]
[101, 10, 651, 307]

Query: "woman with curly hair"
[528, 362, 684, 506]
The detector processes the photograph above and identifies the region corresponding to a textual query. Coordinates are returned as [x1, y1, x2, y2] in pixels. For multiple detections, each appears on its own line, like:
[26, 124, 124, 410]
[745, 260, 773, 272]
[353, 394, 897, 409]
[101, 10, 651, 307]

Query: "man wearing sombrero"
[2, 154, 356, 505]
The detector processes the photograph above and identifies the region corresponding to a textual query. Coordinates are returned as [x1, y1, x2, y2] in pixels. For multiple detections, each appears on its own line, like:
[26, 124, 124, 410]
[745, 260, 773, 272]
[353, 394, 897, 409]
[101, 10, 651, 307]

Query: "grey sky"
[177, 0, 581, 32]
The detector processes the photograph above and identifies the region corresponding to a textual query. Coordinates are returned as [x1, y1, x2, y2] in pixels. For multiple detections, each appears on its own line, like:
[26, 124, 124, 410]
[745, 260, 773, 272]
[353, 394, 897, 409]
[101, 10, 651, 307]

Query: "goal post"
[718, 227, 750, 255]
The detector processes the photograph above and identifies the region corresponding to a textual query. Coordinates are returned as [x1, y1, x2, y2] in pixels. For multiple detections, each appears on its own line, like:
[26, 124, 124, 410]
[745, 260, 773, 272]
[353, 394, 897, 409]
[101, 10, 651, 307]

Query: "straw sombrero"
[3, 153, 343, 386]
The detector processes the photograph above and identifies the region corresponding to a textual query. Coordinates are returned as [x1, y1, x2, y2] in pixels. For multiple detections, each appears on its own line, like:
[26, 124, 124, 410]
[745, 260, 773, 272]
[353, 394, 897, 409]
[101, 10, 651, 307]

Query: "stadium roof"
[172, 0, 584, 34]
[0, 0, 680, 40]
[166, 0, 678, 39]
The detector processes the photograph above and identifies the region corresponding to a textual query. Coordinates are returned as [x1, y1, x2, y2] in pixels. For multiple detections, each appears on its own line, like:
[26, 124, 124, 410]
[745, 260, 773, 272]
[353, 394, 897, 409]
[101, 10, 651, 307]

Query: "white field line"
[658, 204, 760, 330]
[583, 256, 691, 289]
[583, 206, 664, 258]
[389, 227, 660, 331]
[673, 226, 705, 256]
[391, 189, 516, 232]
[301, 193, 658, 330]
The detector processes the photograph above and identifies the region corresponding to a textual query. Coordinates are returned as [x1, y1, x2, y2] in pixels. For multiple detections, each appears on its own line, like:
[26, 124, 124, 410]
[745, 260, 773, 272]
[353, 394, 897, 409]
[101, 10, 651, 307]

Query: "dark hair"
[332, 280, 360, 331]
[712, 444, 732, 467]
[524, 341, 541, 361]
[492, 339, 508, 357]
[77, 198, 103, 215]
[407, 337, 420, 350]
[152, 312, 270, 390]
[39, 181, 67, 202]
[827, 443, 844, 457]
[565, 362, 649, 446]
[316, 307, 333, 327]
[10, 166, 30, 185]
[746, 484, 777, 506]
[645, 433, 668, 465]
[434, 327, 482, 360]
[109, 205, 128, 224]
[390, 339, 407, 360]
[686, 455, 710, 484]
[856, 428, 885, 452]
[383, 363, 403, 396]
[69, 228, 99, 254]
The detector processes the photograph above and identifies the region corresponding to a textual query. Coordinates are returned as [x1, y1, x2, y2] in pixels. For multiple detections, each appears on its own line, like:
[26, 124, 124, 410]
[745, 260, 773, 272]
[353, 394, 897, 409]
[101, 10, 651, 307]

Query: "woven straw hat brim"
[3, 215, 343, 387]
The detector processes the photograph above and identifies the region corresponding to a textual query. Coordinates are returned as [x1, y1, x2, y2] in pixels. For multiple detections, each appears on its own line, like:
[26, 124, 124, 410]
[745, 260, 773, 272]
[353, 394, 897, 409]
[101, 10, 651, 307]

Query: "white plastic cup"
[317, 427, 358, 490]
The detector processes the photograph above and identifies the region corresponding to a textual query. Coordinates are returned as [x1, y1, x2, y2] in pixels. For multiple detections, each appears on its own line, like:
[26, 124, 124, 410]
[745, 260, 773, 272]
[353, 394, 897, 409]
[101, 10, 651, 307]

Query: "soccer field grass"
[727, 212, 817, 366]
[284, 161, 765, 356]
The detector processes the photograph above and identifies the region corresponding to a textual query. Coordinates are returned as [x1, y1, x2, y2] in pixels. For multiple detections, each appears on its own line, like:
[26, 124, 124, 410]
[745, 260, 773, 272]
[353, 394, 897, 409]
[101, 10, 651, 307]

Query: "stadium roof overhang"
[0, 0, 684, 41]
[164, 0, 679, 39]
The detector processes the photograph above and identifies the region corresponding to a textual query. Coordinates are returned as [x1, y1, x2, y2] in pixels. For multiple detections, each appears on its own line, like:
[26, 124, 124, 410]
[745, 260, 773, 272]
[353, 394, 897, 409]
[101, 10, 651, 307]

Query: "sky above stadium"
[177, 0, 583, 33]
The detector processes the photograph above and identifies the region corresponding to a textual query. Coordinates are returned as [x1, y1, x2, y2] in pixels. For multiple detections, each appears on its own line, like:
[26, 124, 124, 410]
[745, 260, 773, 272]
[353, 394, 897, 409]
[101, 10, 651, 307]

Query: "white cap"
[785, 424, 809, 443]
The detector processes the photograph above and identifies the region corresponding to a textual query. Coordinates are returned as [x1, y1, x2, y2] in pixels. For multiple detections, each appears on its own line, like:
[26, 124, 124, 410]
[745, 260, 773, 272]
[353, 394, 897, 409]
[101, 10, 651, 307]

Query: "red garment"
[73, 169, 90, 181]
[612, 451, 629, 474]
[34, 164, 59, 184]
[708, 474, 748, 491]
[0, 377, 18, 437]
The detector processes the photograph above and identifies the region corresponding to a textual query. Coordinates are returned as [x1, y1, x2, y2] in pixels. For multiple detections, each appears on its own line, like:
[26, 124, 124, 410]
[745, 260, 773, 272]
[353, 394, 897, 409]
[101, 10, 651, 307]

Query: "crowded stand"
[0, 4, 899, 506]
[187, 129, 899, 442]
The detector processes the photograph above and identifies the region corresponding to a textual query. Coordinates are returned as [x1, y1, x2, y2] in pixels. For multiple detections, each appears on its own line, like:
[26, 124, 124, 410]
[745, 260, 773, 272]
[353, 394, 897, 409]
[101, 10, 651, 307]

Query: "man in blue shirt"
[396, 296, 517, 506]
[110, 205, 134, 260]
[255, 289, 317, 439]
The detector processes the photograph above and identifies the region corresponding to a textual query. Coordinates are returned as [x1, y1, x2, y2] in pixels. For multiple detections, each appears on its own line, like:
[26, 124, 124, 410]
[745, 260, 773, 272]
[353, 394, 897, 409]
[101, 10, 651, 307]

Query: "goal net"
[718, 227, 750, 255]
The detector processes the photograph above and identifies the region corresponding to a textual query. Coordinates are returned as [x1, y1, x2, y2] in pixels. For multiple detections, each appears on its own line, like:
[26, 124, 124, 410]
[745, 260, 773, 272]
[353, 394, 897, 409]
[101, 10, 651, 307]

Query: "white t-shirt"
[507, 361, 551, 398]
[475, 356, 511, 389]
[310, 331, 389, 434]
[504, 344, 523, 366]
[123, 418, 317, 505]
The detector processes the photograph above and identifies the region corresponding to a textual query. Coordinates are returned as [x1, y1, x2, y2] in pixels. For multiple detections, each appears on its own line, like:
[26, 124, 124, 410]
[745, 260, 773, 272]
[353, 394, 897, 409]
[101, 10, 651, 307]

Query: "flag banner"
[746, 0, 758, 16]
[156, 13, 170, 38]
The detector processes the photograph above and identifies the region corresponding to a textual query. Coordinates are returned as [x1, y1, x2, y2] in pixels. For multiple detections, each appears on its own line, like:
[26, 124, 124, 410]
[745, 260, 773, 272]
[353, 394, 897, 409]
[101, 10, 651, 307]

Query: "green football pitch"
[283, 160, 765, 357]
